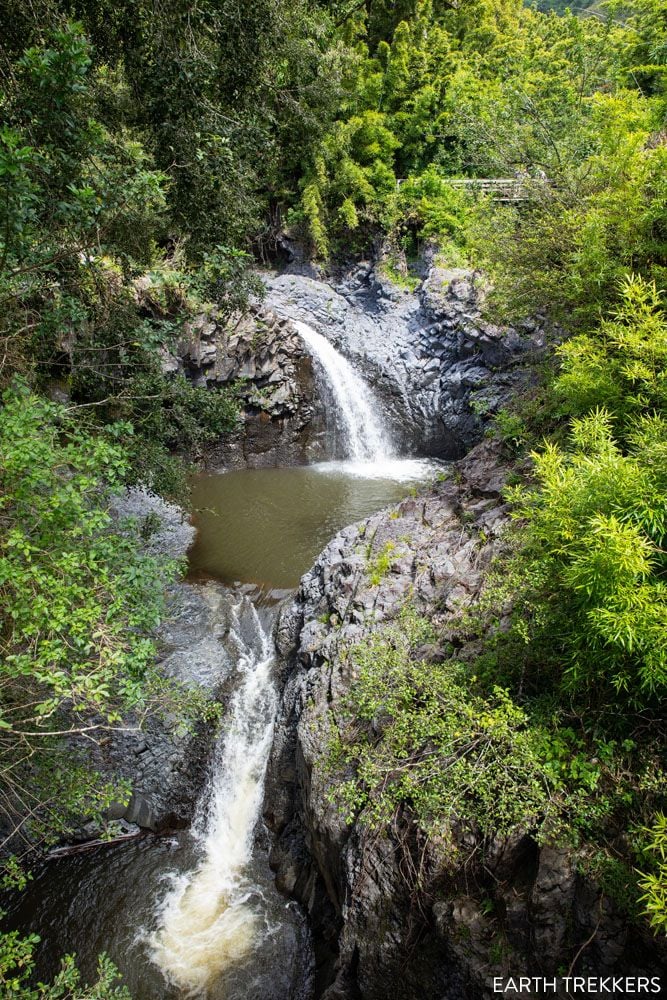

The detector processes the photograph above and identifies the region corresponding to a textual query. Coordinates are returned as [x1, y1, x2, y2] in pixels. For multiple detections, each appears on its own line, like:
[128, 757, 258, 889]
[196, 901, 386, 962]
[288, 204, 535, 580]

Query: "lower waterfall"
[148, 318, 430, 996]
[149, 597, 279, 994]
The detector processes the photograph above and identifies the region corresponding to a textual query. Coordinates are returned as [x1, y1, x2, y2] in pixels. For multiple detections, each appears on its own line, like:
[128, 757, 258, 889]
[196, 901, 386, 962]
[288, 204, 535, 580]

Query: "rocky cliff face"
[263, 261, 546, 459]
[418, 266, 546, 456]
[263, 442, 664, 1000]
[163, 303, 327, 467]
[156, 260, 548, 469]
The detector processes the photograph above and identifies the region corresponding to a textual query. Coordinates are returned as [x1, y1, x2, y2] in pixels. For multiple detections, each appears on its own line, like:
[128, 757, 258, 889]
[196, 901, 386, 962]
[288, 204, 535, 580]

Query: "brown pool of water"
[187, 460, 440, 590]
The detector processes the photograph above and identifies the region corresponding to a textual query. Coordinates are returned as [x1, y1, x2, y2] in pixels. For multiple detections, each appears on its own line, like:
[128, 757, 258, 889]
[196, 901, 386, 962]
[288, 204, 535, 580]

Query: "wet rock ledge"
[161, 302, 327, 467]
[64, 491, 247, 843]
[263, 441, 665, 1000]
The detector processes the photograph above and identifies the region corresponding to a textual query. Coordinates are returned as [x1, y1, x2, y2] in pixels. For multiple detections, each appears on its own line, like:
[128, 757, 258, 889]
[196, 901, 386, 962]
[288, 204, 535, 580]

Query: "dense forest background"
[0, 0, 665, 994]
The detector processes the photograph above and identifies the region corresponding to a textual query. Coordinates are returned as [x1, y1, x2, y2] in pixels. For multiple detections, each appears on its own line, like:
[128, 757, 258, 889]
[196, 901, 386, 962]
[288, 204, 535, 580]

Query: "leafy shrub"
[0, 383, 176, 843]
[329, 610, 563, 844]
[555, 275, 667, 427]
[492, 279, 667, 712]
[638, 814, 667, 934]
[0, 27, 244, 496]
[507, 408, 667, 707]
[390, 168, 474, 243]
[492, 409, 529, 451]
[0, 934, 130, 999]
[366, 540, 397, 585]
[475, 94, 666, 326]
[577, 850, 642, 922]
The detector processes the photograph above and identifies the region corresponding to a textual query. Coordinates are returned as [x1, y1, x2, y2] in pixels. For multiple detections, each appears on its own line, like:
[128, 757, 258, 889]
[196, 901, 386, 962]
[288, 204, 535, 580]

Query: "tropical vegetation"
[0, 0, 665, 991]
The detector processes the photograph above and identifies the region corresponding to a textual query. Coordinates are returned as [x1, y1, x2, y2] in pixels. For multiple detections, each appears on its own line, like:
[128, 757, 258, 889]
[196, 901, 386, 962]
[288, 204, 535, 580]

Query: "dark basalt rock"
[264, 442, 508, 999]
[262, 261, 548, 460]
[263, 442, 667, 999]
[55, 491, 248, 845]
[152, 254, 548, 469]
[160, 302, 328, 467]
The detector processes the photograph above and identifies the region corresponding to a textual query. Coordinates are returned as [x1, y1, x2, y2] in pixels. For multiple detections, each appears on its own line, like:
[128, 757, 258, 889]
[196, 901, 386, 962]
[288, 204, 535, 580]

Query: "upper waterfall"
[293, 319, 394, 463]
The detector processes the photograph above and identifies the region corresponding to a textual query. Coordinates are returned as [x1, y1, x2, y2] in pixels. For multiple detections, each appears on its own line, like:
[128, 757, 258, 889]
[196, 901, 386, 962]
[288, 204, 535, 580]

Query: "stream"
[6, 320, 441, 998]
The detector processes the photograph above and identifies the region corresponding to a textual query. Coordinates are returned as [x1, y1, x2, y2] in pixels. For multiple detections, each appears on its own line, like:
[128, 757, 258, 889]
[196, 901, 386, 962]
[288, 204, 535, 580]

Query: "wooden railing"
[396, 177, 550, 202]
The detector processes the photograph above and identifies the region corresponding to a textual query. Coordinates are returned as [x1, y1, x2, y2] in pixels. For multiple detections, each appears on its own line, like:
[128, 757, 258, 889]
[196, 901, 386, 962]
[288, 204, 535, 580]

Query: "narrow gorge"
[1, 5, 665, 998]
[4, 260, 665, 999]
[4, 263, 459, 998]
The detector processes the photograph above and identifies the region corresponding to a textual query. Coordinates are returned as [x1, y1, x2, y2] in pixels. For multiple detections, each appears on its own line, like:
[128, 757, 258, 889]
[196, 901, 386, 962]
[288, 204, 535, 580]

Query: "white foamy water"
[294, 319, 394, 462]
[149, 599, 278, 995]
[313, 458, 443, 482]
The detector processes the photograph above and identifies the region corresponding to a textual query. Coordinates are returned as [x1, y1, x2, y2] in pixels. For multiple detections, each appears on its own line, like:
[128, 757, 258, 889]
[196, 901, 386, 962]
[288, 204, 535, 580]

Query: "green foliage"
[0, 930, 130, 999]
[456, 272, 667, 927]
[0, 384, 175, 842]
[0, 384, 169, 714]
[366, 540, 397, 585]
[299, 110, 400, 254]
[506, 407, 667, 706]
[378, 262, 421, 290]
[0, 26, 246, 493]
[329, 609, 563, 844]
[492, 408, 530, 451]
[623, 0, 667, 97]
[475, 103, 667, 324]
[328, 605, 662, 860]
[391, 169, 474, 243]
[0, 23, 166, 379]
[115, 0, 343, 254]
[296, 0, 664, 273]
[496, 280, 667, 709]
[577, 849, 642, 921]
[638, 813, 667, 933]
[555, 275, 667, 424]
[0, 858, 30, 893]
[0, 0, 343, 257]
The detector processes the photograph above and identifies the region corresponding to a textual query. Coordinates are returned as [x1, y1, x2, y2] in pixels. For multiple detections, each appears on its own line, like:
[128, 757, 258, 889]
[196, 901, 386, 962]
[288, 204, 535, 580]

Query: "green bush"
[475, 94, 666, 326]
[472, 277, 667, 927]
[555, 275, 667, 427]
[638, 814, 667, 934]
[390, 168, 475, 242]
[329, 610, 563, 845]
[506, 407, 667, 707]
[499, 280, 667, 710]
[0, 931, 130, 999]
[0, 383, 176, 842]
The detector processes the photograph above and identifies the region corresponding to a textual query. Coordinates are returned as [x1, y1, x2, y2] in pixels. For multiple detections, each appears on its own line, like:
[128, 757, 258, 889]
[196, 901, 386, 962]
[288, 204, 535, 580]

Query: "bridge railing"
[395, 177, 551, 201]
